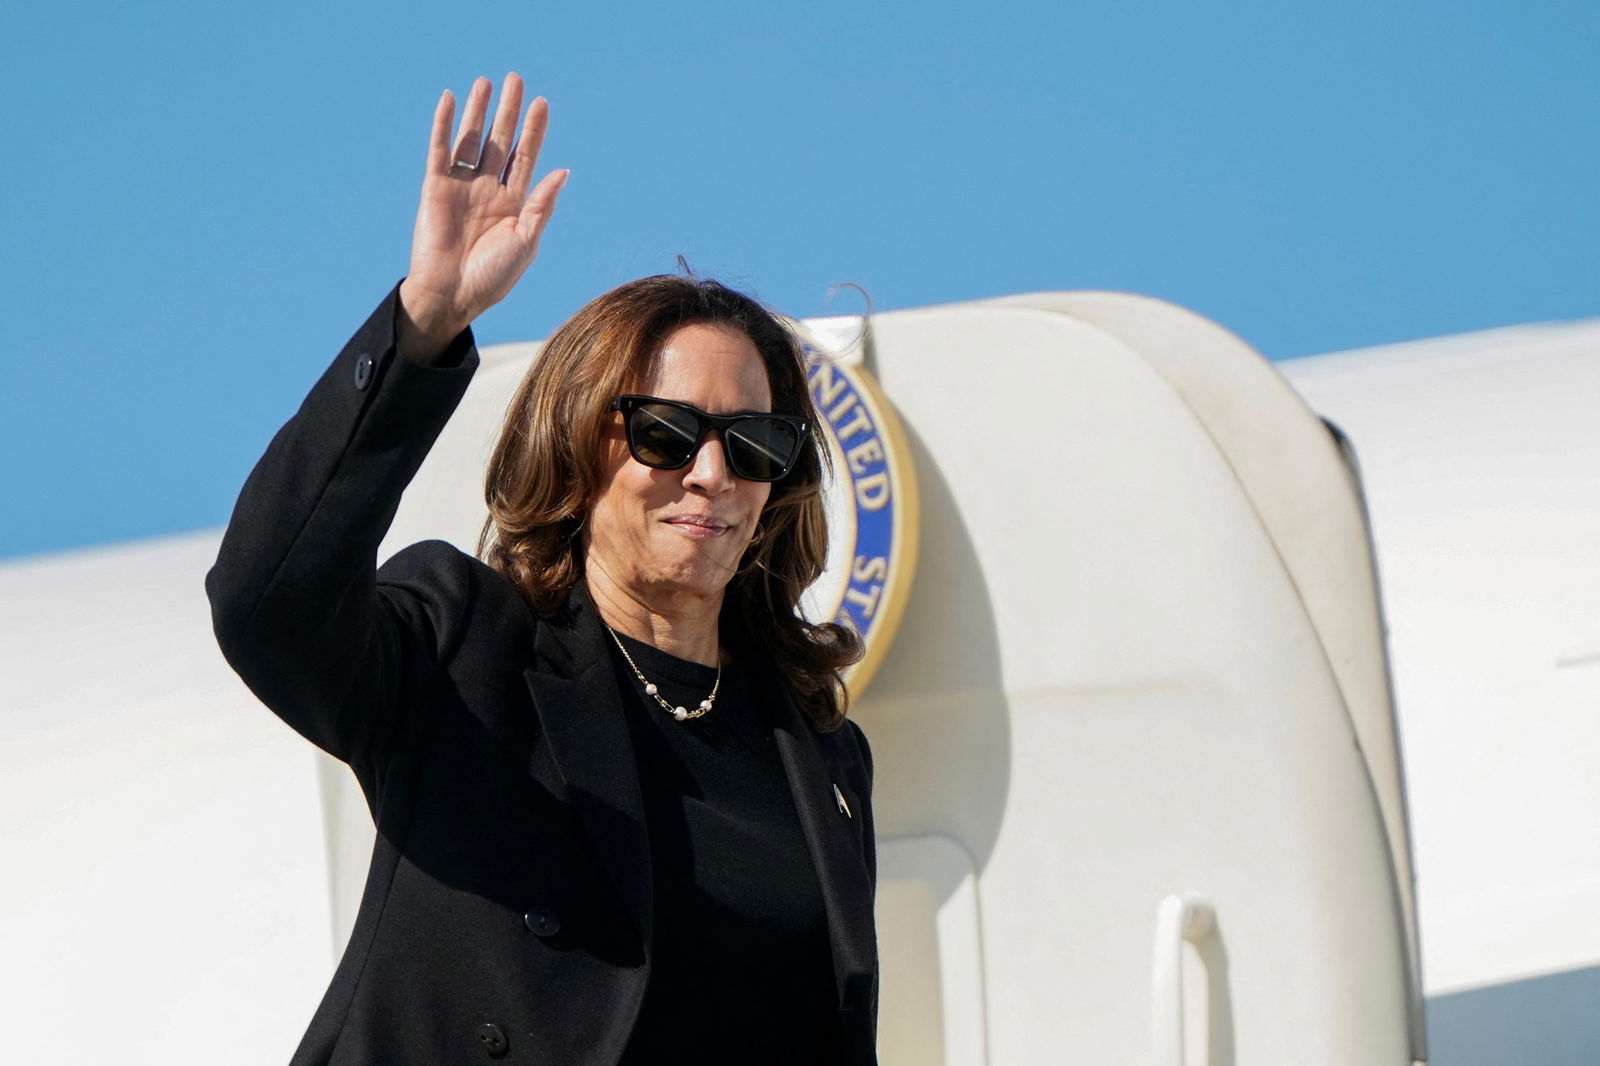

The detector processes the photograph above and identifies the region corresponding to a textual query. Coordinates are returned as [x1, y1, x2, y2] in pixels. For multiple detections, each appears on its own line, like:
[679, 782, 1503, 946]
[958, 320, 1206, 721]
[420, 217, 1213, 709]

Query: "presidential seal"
[792, 321, 919, 699]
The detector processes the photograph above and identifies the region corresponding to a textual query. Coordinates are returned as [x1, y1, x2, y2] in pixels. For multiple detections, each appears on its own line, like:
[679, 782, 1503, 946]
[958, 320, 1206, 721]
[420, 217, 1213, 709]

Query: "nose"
[682, 430, 737, 495]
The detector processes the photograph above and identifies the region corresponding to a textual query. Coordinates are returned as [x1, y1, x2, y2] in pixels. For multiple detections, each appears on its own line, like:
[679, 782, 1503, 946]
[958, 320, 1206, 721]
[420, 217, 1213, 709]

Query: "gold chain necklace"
[606, 626, 722, 722]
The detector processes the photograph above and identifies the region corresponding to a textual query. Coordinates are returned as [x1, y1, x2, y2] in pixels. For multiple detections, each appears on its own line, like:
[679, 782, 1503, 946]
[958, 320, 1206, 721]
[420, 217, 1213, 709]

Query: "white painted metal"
[991, 292, 1422, 1021]
[848, 302, 1411, 1064]
[989, 290, 1425, 1058]
[1278, 321, 1600, 997]
[0, 532, 331, 1063]
[1151, 894, 1216, 1066]
[876, 835, 989, 1066]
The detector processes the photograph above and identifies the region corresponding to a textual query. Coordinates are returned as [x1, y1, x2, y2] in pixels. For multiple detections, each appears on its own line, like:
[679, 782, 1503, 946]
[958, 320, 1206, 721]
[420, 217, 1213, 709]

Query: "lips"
[663, 514, 736, 536]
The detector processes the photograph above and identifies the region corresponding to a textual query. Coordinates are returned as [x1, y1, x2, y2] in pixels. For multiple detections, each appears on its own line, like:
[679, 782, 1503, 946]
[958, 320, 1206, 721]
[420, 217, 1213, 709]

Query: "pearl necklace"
[606, 626, 722, 722]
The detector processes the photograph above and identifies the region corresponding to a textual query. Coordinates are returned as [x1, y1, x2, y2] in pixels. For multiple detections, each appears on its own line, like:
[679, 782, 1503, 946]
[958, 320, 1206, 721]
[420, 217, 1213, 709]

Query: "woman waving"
[207, 72, 878, 1065]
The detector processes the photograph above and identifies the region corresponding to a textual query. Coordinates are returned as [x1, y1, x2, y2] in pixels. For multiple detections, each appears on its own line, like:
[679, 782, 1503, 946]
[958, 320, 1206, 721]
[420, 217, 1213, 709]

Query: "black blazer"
[206, 284, 879, 1065]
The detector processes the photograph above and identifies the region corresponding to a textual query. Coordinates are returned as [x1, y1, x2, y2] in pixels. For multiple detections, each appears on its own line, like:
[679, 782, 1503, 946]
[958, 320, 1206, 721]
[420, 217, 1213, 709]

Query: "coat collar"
[521, 588, 653, 949]
[520, 586, 876, 1009]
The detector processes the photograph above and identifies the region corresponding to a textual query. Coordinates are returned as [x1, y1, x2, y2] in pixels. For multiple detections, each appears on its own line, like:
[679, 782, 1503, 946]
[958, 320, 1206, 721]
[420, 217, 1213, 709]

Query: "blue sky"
[2, 0, 1595, 559]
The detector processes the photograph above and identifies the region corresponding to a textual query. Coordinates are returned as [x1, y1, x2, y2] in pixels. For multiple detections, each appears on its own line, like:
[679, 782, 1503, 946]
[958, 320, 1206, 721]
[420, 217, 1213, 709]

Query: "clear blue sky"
[2, 0, 1595, 559]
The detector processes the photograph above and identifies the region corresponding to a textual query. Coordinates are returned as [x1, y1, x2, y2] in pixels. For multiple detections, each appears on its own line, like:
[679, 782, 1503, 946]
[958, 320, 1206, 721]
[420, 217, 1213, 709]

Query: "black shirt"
[608, 632, 842, 1063]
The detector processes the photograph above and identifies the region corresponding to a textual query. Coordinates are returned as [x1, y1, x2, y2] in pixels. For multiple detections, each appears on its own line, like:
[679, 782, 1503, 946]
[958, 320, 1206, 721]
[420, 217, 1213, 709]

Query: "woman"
[206, 73, 879, 1064]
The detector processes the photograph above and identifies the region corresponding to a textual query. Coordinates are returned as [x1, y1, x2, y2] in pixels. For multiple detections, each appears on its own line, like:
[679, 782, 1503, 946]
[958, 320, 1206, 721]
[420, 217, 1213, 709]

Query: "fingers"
[503, 95, 551, 197]
[449, 76, 493, 172]
[425, 89, 455, 177]
[477, 73, 524, 182]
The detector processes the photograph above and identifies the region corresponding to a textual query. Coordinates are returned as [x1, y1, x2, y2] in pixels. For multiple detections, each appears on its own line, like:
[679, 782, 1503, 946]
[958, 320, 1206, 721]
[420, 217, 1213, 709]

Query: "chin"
[648, 551, 745, 602]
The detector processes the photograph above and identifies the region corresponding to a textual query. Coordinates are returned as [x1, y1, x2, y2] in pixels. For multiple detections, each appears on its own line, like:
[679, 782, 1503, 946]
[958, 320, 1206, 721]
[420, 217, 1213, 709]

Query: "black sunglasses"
[610, 395, 810, 482]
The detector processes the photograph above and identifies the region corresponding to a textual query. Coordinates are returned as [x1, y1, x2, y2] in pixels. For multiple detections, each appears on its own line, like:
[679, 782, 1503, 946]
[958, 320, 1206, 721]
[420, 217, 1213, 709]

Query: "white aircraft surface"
[1, 296, 1594, 1064]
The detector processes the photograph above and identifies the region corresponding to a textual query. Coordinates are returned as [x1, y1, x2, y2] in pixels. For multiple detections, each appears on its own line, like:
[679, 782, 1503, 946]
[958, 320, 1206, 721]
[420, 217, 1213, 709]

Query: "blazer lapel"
[764, 670, 878, 1010]
[522, 592, 653, 953]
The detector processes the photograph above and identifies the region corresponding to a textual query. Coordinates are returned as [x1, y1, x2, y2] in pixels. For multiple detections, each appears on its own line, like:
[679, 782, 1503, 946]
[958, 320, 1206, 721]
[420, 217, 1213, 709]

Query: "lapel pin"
[832, 782, 852, 819]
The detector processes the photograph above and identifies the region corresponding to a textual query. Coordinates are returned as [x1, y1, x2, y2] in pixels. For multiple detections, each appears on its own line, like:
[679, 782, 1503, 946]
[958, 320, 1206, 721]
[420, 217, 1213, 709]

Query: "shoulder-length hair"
[477, 274, 862, 731]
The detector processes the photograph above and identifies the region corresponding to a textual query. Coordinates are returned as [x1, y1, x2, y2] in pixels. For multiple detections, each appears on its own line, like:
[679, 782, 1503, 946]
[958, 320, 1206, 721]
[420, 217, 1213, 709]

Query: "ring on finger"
[451, 159, 479, 171]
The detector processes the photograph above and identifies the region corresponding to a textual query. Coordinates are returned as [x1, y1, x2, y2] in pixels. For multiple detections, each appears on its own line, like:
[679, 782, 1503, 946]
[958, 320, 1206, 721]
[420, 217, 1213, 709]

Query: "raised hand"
[397, 73, 569, 364]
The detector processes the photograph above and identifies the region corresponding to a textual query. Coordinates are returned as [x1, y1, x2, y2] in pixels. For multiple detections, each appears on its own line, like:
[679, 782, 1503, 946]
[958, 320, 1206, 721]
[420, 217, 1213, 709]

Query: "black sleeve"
[205, 281, 480, 767]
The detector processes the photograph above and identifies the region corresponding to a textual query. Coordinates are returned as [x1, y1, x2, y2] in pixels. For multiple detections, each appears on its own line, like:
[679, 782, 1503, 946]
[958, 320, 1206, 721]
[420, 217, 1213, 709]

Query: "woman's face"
[583, 322, 774, 612]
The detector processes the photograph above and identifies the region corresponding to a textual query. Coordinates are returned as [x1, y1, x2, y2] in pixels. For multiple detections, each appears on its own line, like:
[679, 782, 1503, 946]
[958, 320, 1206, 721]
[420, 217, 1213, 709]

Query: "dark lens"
[630, 402, 702, 468]
[726, 417, 801, 481]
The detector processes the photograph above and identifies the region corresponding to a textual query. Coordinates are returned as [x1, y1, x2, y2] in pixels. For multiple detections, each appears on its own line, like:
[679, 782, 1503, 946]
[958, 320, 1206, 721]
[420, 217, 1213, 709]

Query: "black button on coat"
[352, 351, 375, 390]
[475, 1023, 509, 1058]
[204, 283, 879, 1065]
[524, 907, 560, 937]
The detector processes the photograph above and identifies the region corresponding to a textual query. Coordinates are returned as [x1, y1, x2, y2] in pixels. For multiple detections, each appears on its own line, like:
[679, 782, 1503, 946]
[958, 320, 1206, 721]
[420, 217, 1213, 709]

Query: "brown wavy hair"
[477, 274, 862, 731]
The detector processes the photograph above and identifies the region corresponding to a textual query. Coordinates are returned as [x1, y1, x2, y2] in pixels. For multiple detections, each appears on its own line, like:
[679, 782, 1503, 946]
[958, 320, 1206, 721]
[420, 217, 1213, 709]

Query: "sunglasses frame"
[609, 394, 810, 482]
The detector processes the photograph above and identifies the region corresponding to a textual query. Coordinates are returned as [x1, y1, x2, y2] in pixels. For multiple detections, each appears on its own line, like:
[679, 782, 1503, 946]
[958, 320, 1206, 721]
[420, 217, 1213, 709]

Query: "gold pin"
[833, 783, 852, 818]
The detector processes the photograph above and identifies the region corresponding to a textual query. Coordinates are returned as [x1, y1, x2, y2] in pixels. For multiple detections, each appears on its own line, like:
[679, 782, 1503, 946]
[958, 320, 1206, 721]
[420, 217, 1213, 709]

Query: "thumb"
[517, 168, 569, 242]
